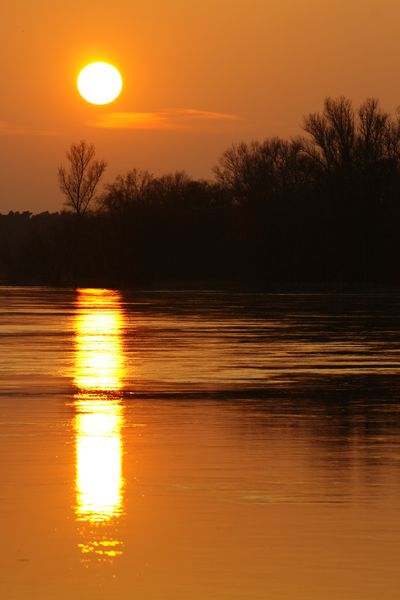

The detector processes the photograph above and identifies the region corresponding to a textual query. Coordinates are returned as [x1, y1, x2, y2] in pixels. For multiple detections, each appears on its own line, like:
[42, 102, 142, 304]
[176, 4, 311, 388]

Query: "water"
[0, 287, 399, 599]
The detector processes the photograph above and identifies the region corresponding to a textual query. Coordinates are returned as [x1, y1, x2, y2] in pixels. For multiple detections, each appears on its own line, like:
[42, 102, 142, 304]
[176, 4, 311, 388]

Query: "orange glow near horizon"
[73, 288, 125, 560]
[4, 1, 400, 213]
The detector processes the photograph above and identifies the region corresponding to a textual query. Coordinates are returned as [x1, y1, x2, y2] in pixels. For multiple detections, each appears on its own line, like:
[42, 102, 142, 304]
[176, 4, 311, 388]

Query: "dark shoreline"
[2, 278, 400, 294]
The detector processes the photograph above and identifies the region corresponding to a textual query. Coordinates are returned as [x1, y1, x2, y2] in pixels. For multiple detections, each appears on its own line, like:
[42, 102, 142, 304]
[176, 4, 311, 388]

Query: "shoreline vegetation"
[2, 97, 400, 289]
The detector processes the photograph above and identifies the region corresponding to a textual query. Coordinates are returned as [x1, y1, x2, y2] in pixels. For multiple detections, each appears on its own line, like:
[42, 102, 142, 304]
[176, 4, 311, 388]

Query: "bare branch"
[58, 141, 107, 216]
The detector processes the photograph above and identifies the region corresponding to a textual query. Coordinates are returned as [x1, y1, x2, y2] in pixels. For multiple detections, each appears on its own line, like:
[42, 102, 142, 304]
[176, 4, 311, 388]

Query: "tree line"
[1, 96, 400, 287]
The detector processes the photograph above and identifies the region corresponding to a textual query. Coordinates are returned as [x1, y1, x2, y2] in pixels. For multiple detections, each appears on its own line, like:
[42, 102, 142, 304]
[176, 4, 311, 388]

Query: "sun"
[77, 62, 123, 105]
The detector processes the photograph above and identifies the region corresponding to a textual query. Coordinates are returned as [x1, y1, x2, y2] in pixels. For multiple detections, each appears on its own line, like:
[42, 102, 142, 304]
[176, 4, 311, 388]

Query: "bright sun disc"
[77, 62, 123, 105]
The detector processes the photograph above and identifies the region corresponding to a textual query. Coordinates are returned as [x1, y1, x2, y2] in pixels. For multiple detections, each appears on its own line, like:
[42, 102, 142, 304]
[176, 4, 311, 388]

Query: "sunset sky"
[1, 0, 400, 212]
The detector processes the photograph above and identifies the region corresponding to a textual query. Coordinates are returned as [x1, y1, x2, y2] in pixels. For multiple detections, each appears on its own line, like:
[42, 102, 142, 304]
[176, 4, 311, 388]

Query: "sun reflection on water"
[73, 288, 126, 562]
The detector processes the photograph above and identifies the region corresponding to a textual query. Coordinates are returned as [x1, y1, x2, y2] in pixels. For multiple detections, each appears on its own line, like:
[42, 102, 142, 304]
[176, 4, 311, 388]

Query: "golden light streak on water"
[73, 288, 125, 561]
[74, 288, 125, 392]
[75, 397, 123, 524]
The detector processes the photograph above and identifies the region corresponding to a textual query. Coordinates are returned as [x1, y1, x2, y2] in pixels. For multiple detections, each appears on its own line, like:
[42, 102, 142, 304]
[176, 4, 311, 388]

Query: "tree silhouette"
[58, 141, 106, 217]
[100, 169, 154, 215]
[302, 97, 356, 173]
[3, 95, 400, 287]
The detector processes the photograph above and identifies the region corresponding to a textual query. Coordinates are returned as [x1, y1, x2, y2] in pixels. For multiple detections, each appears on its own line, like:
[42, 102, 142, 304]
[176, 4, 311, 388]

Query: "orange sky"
[1, 0, 400, 212]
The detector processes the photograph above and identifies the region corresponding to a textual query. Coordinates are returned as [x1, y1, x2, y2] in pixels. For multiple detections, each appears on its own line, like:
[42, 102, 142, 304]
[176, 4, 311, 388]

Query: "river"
[0, 287, 399, 599]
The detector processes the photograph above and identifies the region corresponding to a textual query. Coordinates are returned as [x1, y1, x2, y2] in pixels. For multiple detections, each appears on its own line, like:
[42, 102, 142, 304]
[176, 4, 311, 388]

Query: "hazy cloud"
[87, 109, 240, 130]
[0, 122, 57, 136]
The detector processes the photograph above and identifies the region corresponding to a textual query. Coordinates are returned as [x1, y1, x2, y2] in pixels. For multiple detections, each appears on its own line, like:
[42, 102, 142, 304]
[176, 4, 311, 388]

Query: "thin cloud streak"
[87, 109, 241, 130]
[0, 122, 57, 136]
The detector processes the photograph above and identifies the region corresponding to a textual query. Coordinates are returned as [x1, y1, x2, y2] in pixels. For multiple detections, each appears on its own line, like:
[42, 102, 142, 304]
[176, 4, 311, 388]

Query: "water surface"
[0, 287, 399, 599]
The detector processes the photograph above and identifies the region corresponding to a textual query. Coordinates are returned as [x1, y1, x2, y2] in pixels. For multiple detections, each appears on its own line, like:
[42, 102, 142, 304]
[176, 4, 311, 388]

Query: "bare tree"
[302, 97, 356, 172]
[100, 169, 154, 214]
[214, 137, 308, 206]
[58, 141, 106, 216]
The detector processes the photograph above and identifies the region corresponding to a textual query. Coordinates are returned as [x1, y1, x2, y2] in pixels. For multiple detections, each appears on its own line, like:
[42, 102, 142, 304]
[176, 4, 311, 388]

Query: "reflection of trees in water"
[66, 288, 400, 507]
[224, 375, 400, 501]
